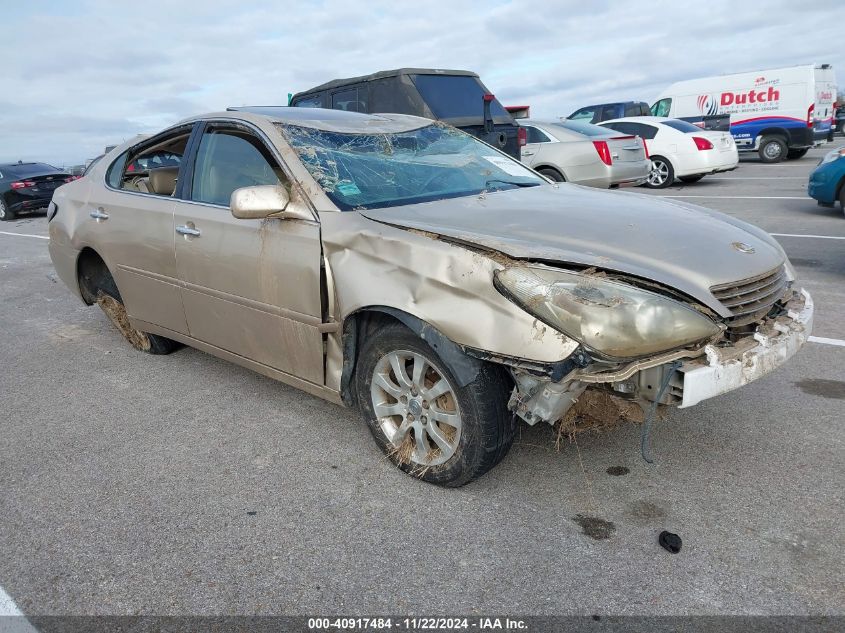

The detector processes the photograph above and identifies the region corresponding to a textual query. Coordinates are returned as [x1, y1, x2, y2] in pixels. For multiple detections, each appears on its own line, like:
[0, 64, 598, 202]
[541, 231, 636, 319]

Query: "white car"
[598, 116, 739, 188]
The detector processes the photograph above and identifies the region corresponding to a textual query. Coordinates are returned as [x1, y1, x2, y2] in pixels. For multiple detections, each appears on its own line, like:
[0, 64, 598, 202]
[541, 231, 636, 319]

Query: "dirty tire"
[0, 198, 14, 221]
[96, 290, 179, 354]
[356, 322, 514, 487]
[839, 183, 845, 214]
[538, 168, 564, 182]
[758, 136, 787, 163]
[786, 148, 809, 160]
[678, 175, 704, 183]
[645, 156, 674, 188]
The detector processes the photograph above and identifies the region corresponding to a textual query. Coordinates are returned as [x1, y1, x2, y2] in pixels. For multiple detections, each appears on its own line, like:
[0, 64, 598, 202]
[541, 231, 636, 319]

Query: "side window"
[190, 129, 286, 207]
[331, 87, 368, 113]
[524, 126, 551, 144]
[106, 151, 128, 189]
[636, 124, 659, 140]
[652, 98, 671, 117]
[109, 128, 190, 195]
[599, 105, 618, 122]
[570, 107, 595, 121]
[624, 103, 644, 117]
[293, 95, 322, 108]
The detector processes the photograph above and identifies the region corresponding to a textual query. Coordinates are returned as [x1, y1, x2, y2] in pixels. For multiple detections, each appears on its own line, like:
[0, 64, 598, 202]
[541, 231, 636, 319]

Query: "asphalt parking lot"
[0, 146, 843, 618]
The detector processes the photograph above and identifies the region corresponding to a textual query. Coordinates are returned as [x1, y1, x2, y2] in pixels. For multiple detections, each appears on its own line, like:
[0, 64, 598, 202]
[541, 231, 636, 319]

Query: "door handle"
[176, 225, 201, 237]
[89, 209, 109, 220]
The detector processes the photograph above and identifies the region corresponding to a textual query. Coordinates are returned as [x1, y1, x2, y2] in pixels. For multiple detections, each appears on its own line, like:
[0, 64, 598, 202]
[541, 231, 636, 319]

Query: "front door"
[173, 123, 325, 384]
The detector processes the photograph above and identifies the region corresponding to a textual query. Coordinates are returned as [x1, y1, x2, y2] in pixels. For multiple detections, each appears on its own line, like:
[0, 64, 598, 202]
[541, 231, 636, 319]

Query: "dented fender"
[319, 211, 579, 393]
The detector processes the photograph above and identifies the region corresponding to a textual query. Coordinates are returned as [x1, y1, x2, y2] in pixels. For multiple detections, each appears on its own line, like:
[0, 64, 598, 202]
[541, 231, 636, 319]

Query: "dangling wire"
[640, 360, 683, 464]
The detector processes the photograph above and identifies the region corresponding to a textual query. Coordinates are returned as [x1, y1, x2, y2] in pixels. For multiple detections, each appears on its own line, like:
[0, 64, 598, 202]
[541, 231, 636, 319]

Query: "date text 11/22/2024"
[308, 617, 528, 630]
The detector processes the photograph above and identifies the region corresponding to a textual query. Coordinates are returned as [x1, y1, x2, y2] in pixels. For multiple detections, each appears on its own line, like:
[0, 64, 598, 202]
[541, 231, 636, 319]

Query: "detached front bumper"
[678, 289, 813, 408]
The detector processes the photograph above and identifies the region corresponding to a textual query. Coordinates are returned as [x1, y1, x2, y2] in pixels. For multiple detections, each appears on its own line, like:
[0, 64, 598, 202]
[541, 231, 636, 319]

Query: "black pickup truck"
[290, 68, 524, 159]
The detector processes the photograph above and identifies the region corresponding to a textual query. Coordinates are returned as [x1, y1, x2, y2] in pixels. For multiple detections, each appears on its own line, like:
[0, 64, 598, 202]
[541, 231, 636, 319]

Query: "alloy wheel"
[648, 159, 669, 187]
[370, 350, 462, 466]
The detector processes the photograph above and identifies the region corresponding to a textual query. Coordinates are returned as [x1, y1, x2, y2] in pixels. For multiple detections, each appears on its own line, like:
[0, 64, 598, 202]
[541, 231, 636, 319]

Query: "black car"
[0, 162, 73, 221]
[288, 68, 524, 159]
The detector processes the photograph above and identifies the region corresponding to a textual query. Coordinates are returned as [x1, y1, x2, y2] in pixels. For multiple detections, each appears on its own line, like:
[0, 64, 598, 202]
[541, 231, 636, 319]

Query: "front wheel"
[356, 322, 514, 486]
[758, 136, 787, 163]
[0, 198, 15, 221]
[644, 156, 674, 188]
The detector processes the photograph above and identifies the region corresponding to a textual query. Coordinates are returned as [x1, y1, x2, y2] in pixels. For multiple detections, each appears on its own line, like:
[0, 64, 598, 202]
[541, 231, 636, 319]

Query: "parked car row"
[570, 63, 836, 164]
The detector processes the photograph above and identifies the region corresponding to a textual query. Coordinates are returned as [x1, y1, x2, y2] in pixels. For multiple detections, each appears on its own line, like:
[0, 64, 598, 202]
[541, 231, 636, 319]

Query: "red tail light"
[592, 140, 612, 165]
[10, 180, 35, 189]
[642, 139, 649, 159]
[517, 126, 527, 147]
[692, 136, 714, 151]
[807, 104, 814, 127]
[483, 93, 495, 103]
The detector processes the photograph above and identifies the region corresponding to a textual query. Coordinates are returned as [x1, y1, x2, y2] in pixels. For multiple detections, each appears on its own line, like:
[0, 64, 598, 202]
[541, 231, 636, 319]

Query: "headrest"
[149, 166, 179, 196]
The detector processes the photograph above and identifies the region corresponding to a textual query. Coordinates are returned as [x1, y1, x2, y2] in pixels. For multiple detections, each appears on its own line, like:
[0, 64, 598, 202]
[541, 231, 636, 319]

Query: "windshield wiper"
[484, 179, 540, 191]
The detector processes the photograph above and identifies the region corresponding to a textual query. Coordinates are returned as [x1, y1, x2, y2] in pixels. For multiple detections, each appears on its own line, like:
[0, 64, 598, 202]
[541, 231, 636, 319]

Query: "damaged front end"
[502, 276, 813, 428]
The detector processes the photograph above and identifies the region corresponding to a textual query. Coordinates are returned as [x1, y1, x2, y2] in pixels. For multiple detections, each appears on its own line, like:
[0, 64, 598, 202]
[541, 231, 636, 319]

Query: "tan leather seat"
[149, 166, 179, 196]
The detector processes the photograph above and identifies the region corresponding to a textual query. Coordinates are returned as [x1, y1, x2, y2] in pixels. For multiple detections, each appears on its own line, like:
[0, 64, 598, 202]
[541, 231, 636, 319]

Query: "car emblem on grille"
[731, 241, 755, 254]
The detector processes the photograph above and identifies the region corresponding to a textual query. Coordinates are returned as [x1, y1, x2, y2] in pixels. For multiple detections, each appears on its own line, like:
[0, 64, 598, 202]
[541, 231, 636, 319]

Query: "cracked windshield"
[280, 123, 543, 210]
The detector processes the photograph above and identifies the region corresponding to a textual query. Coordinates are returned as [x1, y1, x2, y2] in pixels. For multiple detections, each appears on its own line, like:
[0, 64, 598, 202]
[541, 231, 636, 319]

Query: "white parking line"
[0, 231, 48, 240]
[809, 336, 845, 348]
[0, 585, 38, 633]
[662, 195, 808, 200]
[771, 233, 845, 240]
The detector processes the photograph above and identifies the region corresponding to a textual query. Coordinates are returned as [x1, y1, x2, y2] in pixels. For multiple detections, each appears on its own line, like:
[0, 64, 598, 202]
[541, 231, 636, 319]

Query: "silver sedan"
[519, 119, 650, 188]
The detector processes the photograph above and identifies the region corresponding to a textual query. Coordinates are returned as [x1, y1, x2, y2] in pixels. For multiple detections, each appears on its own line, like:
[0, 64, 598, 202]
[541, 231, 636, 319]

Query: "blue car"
[808, 146, 845, 213]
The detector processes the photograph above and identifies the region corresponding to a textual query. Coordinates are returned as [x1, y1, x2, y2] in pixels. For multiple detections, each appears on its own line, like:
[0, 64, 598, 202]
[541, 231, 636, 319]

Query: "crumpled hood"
[360, 184, 788, 317]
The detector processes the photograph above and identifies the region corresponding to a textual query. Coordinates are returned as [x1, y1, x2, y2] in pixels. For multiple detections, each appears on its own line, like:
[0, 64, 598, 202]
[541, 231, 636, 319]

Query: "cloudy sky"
[1, 0, 843, 166]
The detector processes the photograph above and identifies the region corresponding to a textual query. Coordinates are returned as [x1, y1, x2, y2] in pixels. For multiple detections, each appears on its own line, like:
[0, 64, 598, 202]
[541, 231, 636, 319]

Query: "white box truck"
[651, 64, 837, 162]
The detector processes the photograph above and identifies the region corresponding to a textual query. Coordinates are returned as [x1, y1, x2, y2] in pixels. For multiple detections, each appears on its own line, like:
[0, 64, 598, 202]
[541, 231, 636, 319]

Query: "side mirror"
[230, 185, 313, 221]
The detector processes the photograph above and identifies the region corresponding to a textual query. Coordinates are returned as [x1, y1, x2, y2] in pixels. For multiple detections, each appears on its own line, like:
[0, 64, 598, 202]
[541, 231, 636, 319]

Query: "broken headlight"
[495, 266, 722, 359]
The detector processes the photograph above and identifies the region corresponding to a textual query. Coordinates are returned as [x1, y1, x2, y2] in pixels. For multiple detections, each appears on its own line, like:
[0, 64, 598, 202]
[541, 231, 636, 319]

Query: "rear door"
[172, 121, 325, 383]
[519, 125, 554, 166]
[88, 126, 196, 335]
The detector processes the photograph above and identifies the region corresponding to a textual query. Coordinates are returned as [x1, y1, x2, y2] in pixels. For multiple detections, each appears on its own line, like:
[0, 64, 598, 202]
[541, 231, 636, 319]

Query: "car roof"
[184, 107, 434, 134]
[294, 68, 479, 96]
[599, 116, 672, 125]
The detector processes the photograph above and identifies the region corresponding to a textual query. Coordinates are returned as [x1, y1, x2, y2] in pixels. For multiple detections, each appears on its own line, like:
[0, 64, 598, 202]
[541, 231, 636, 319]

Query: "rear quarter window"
[662, 120, 703, 133]
[293, 95, 322, 108]
[410, 74, 508, 119]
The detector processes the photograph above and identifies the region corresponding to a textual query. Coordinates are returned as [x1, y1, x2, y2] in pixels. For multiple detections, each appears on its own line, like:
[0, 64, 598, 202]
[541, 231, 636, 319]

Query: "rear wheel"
[839, 183, 845, 215]
[538, 167, 564, 182]
[0, 198, 15, 221]
[787, 148, 809, 160]
[645, 156, 674, 188]
[83, 266, 179, 354]
[758, 136, 787, 163]
[356, 322, 514, 487]
[678, 175, 704, 183]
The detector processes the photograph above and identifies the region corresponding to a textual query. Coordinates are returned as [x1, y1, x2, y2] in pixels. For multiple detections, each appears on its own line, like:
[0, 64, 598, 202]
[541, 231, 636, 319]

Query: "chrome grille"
[710, 266, 788, 327]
